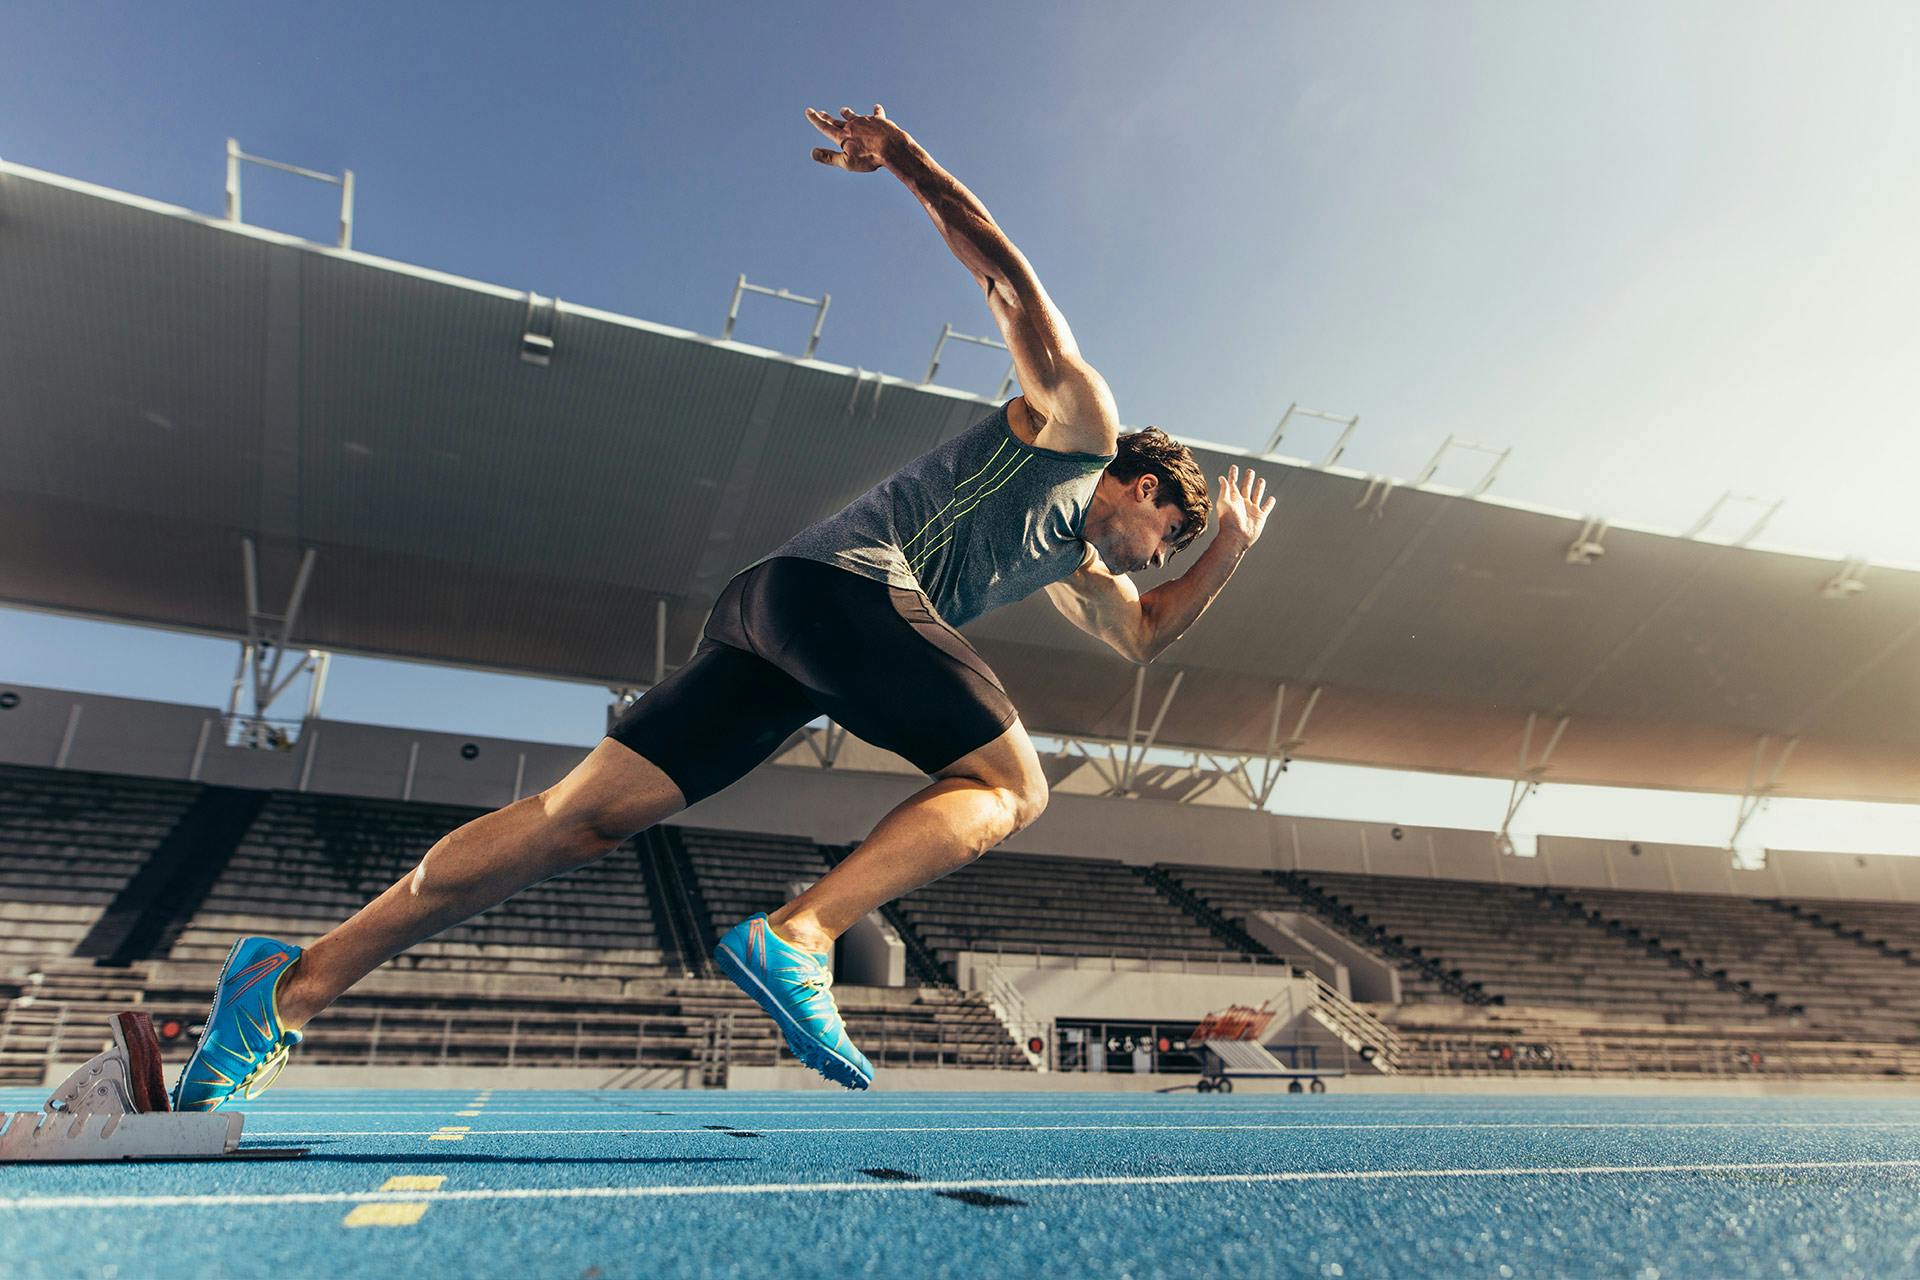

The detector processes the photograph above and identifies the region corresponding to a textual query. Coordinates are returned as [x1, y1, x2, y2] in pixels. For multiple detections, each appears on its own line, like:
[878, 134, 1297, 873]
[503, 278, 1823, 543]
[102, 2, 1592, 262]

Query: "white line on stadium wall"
[237, 1120, 1920, 1137]
[6, 1160, 1920, 1212]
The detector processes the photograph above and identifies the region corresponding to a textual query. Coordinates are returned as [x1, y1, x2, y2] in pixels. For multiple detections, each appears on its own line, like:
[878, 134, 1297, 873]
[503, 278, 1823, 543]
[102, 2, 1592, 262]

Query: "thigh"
[542, 738, 690, 842]
[742, 558, 1022, 777]
[928, 714, 1048, 796]
[605, 636, 820, 809]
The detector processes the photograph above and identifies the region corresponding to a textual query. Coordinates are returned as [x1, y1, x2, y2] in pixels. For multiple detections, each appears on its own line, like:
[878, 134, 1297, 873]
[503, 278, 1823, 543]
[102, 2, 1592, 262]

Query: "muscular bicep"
[1044, 547, 1149, 664]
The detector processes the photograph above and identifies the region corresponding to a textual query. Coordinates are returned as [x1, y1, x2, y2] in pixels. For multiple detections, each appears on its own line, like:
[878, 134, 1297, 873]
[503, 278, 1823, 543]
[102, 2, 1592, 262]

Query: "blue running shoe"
[714, 915, 873, 1090]
[170, 935, 304, 1112]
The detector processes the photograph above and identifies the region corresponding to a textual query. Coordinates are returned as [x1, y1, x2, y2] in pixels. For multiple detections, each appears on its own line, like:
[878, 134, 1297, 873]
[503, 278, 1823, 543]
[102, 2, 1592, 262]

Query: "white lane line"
[7, 1159, 1919, 1212]
[235, 1120, 1920, 1137]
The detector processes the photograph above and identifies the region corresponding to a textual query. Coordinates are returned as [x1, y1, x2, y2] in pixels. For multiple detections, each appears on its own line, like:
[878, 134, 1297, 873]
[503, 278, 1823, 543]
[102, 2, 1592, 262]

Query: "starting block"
[0, 1010, 305, 1162]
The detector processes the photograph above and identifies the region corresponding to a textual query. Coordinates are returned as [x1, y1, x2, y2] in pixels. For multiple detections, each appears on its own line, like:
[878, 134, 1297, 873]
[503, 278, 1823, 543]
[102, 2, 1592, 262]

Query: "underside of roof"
[3, 162, 1917, 802]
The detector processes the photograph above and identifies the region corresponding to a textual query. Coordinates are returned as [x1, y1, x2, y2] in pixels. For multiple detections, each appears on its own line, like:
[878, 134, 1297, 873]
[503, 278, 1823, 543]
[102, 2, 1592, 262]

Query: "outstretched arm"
[1046, 466, 1276, 664]
[806, 104, 1117, 446]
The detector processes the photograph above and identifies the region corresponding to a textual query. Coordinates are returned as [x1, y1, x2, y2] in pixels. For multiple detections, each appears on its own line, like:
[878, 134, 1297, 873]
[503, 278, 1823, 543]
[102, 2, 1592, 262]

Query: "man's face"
[1104, 475, 1187, 574]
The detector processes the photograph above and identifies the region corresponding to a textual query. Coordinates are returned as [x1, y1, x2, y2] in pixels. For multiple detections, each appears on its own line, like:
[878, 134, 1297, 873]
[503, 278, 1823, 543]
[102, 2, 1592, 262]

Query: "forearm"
[883, 136, 1029, 295]
[1138, 535, 1251, 662]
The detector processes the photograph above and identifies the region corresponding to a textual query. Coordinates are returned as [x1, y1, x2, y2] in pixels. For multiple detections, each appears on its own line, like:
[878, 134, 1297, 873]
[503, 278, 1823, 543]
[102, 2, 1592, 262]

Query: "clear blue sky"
[3, 1, 1916, 852]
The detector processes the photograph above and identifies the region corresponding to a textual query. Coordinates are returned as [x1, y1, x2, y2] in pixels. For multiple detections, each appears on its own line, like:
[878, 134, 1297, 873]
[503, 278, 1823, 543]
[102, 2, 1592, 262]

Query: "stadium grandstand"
[4, 153, 1920, 1101]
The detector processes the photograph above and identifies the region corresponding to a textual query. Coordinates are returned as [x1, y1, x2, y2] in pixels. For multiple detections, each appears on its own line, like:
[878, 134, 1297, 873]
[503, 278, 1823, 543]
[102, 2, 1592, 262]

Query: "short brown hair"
[1107, 427, 1210, 554]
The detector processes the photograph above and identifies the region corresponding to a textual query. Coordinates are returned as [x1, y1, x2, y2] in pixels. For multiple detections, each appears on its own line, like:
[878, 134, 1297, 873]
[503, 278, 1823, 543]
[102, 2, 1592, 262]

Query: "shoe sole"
[713, 944, 872, 1090]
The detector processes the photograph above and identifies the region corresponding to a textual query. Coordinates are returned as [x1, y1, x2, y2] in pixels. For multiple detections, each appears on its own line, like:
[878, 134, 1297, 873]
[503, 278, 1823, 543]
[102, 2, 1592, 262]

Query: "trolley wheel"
[1218, 1078, 1233, 1094]
[1196, 1079, 1214, 1094]
[1288, 1080, 1304, 1094]
[1309, 1077, 1327, 1094]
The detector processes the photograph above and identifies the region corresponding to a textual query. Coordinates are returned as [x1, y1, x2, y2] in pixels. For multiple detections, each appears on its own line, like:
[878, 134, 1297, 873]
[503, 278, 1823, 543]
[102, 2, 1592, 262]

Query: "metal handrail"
[984, 944, 1292, 975]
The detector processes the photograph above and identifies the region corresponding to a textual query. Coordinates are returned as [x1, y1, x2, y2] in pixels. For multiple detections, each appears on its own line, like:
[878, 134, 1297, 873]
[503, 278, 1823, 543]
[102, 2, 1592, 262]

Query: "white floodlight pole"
[723, 274, 831, 358]
[1264, 403, 1360, 468]
[225, 138, 355, 249]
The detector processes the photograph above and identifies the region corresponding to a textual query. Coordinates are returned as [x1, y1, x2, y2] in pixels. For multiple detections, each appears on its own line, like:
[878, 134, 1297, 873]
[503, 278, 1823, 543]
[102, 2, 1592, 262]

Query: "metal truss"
[652, 667, 1317, 810]
[226, 538, 330, 748]
[924, 323, 1015, 398]
[1728, 734, 1799, 867]
[723, 274, 830, 359]
[225, 138, 354, 250]
[1263, 403, 1359, 468]
[1416, 434, 1511, 498]
[1494, 711, 1571, 857]
[1683, 491, 1784, 546]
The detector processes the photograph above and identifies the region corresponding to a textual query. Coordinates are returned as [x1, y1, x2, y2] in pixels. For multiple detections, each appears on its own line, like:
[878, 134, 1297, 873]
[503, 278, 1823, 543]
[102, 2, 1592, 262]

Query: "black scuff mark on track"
[859, 1168, 1020, 1207]
[702, 1124, 762, 1138]
[935, 1189, 1026, 1208]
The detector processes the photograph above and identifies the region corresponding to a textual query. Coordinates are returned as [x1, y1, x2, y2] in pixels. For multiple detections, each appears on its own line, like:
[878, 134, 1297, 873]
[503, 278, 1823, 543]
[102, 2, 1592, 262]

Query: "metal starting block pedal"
[0, 1010, 306, 1162]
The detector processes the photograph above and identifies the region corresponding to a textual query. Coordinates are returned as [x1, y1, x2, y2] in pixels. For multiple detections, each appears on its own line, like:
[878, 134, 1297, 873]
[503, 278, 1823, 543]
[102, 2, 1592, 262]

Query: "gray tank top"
[751, 401, 1115, 629]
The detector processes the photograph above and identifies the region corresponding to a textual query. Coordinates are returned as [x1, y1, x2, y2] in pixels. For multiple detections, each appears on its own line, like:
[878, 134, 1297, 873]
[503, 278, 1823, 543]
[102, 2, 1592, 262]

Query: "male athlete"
[172, 105, 1275, 1103]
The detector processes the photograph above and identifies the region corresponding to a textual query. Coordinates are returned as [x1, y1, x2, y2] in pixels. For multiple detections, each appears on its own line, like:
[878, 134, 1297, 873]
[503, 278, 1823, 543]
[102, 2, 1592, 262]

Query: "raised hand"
[805, 104, 908, 173]
[1216, 465, 1275, 550]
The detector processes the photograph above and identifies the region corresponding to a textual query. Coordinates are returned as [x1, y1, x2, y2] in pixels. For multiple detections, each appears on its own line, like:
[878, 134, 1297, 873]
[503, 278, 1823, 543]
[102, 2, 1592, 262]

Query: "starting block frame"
[0, 1010, 306, 1162]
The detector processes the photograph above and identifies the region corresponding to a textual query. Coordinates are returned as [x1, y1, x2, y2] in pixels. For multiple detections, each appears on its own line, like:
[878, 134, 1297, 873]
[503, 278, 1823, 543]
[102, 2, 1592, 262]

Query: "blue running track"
[6, 1088, 1920, 1277]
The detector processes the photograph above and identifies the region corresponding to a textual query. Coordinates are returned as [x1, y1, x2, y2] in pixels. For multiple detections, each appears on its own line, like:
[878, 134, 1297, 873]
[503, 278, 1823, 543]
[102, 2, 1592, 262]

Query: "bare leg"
[765, 719, 1048, 953]
[275, 741, 687, 1030]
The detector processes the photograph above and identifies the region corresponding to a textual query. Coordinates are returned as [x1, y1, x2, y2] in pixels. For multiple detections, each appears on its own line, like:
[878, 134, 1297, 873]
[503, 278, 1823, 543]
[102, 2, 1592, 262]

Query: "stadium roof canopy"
[3, 160, 1917, 804]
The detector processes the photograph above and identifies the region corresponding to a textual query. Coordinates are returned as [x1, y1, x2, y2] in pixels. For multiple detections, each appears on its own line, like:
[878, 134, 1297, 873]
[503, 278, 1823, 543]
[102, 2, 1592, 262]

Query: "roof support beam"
[1495, 711, 1571, 857]
[1263, 402, 1359, 468]
[1099, 667, 1185, 796]
[1728, 734, 1799, 866]
[226, 538, 325, 747]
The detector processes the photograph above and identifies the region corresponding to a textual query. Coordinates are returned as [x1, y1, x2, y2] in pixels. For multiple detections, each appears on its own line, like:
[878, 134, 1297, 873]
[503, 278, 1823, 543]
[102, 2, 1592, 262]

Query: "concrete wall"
[1, 680, 1915, 903]
[952, 950, 1314, 1024]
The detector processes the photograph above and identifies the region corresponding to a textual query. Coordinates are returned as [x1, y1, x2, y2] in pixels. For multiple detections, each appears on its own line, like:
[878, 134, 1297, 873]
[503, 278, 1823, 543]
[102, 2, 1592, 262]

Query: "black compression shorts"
[606, 557, 1019, 806]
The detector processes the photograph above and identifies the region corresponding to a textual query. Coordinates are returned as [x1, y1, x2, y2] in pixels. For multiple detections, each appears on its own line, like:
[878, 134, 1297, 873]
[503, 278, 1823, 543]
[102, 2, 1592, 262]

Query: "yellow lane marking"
[344, 1203, 428, 1228]
[342, 1177, 446, 1228]
[383, 1176, 446, 1192]
[456, 1110, 481, 1117]
[429, 1125, 471, 1142]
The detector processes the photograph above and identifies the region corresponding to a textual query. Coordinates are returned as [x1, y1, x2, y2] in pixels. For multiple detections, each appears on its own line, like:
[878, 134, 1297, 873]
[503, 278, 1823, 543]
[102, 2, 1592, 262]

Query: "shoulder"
[1008, 388, 1118, 458]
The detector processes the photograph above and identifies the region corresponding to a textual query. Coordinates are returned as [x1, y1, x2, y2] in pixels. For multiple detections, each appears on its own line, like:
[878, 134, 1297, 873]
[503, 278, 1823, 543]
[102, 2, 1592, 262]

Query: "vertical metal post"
[298, 728, 319, 792]
[304, 652, 332, 720]
[226, 138, 242, 223]
[722, 274, 747, 341]
[655, 600, 668, 685]
[338, 168, 355, 250]
[54, 704, 82, 769]
[512, 752, 527, 802]
[924, 323, 952, 383]
[402, 741, 419, 801]
[804, 294, 830, 360]
[189, 718, 212, 781]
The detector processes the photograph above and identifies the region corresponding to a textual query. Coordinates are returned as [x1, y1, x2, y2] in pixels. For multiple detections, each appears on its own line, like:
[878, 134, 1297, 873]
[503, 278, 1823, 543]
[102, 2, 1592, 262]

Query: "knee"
[1013, 779, 1049, 831]
[538, 793, 637, 864]
[994, 776, 1049, 839]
